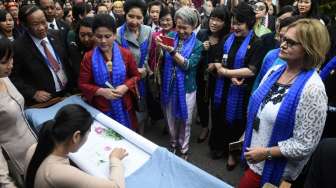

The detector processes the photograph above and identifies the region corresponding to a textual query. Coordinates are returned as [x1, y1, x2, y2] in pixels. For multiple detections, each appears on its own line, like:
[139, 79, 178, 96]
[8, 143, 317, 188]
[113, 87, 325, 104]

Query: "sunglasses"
[282, 37, 301, 48]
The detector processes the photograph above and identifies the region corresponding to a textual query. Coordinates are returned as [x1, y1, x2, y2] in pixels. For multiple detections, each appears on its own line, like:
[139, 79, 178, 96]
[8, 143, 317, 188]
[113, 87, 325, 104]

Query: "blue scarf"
[252, 48, 285, 92]
[119, 24, 149, 97]
[319, 56, 336, 81]
[213, 30, 253, 125]
[92, 43, 130, 128]
[242, 64, 315, 186]
[161, 32, 196, 122]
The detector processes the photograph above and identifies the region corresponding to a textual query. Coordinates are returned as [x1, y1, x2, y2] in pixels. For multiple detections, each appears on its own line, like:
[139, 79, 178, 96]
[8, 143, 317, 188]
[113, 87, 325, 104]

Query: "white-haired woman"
[157, 6, 203, 160]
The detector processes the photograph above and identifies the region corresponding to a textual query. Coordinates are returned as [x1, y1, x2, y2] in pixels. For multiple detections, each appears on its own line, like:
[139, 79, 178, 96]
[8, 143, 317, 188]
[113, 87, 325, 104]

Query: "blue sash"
[119, 24, 149, 97]
[319, 56, 336, 81]
[161, 32, 196, 122]
[91, 43, 130, 128]
[213, 30, 253, 125]
[252, 48, 285, 92]
[242, 64, 315, 186]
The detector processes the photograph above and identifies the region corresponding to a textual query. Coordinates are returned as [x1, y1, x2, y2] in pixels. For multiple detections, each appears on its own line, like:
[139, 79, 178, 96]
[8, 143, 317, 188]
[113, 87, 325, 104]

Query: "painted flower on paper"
[95, 127, 105, 134]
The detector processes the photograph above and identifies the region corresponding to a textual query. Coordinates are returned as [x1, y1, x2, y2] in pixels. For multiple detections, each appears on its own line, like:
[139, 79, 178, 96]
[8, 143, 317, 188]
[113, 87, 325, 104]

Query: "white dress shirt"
[30, 35, 66, 92]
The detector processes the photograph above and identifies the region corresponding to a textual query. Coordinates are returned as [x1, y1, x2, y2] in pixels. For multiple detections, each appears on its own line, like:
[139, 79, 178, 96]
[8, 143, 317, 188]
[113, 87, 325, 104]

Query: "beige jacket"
[25, 144, 125, 188]
[0, 77, 36, 175]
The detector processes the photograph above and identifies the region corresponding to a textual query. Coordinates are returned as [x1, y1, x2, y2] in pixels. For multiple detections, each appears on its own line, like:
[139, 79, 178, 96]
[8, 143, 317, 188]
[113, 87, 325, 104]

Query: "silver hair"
[174, 6, 199, 28]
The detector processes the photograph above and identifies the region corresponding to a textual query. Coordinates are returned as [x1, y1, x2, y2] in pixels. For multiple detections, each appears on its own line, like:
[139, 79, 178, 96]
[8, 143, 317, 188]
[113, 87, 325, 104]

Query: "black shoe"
[168, 146, 176, 154]
[210, 150, 224, 160]
[181, 153, 188, 161]
[226, 163, 237, 171]
[197, 128, 209, 143]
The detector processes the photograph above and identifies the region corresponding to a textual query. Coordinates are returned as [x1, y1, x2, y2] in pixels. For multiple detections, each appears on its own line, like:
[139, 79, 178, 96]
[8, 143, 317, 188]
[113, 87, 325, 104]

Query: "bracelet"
[169, 50, 177, 57]
[266, 148, 272, 160]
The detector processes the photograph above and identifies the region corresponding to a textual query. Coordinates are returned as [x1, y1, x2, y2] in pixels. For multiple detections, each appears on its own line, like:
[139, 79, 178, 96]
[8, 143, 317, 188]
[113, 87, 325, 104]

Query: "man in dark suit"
[37, 0, 70, 46]
[10, 5, 73, 105]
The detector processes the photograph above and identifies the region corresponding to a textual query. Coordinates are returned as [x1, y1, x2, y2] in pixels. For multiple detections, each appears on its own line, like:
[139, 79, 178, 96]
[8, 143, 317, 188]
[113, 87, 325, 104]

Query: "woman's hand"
[231, 78, 245, 86]
[96, 88, 122, 100]
[203, 41, 210, 51]
[207, 63, 216, 72]
[138, 68, 147, 78]
[156, 36, 174, 52]
[244, 147, 268, 164]
[110, 148, 128, 160]
[114, 84, 129, 96]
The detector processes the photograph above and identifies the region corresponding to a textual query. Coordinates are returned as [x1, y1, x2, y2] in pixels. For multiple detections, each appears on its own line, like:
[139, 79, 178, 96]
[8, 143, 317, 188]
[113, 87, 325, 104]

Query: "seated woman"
[25, 104, 128, 188]
[0, 38, 36, 185]
[238, 19, 330, 188]
[157, 6, 203, 160]
[79, 14, 140, 130]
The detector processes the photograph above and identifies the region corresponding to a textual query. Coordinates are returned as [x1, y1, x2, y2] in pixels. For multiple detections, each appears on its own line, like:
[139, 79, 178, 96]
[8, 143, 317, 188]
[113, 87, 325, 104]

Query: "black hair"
[0, 9, 9, 22]
[55, 0, 63, 8]
[158, 6, 175, 28]
[232, 2, 256, 30]
[75, 16, 93, 44]
[269, 3, 277, 16]
[0, 38, 13, 64]
[123, 0, 147, 17]
[279, 15, 303, 30]
[25, 104, 93, 188]
[18, 5, 41, 26]
[35, 0, 55, 7]
[62, 7, 71, 20]
[72, 2, 89, 22]
[96, 2, 108, 13]
[297, 0, 320, 19]
[252, 0, 268, 14]
[208, 6, 231, 37]
[92, 13, 116, 33]
[277, 5, 296, 17]
[147, 0, 163, 12]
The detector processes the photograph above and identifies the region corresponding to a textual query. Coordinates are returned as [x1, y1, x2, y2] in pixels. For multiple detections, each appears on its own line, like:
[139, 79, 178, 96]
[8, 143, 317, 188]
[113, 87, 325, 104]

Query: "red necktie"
[41, 40, 60, 72]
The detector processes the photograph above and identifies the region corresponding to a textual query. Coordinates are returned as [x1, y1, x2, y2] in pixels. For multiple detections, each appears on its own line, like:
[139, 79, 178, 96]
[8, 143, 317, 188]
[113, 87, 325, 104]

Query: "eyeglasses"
[281, 37, 301, 48]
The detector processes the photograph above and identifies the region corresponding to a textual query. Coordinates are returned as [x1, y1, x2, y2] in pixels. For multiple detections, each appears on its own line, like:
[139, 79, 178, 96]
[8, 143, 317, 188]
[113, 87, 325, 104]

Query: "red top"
[79, 46, 141, 115]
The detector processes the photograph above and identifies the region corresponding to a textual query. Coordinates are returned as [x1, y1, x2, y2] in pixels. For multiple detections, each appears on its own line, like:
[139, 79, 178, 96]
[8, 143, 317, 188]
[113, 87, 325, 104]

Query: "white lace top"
[248, 65, 328, 181]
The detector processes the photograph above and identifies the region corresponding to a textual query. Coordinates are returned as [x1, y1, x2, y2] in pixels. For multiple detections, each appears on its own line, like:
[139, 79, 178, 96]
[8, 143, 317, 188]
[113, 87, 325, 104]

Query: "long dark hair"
[208, 6, 231, 38]
[0, 10, 12, 30]
[297, 0, 320, 19]
[25, 104, 93, 188]
[0, 38, 13, 64]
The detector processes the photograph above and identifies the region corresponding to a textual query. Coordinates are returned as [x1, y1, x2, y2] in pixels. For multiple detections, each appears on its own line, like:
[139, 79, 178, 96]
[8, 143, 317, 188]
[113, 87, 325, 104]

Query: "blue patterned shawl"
[161, 32, 197, 122]
[92, 42, 130, 128]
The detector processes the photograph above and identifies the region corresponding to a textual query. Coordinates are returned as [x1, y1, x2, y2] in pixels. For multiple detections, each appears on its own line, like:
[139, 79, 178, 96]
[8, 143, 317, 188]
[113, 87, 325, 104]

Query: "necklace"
[279, 71, 300, 85]
[106, 60, 113, 72]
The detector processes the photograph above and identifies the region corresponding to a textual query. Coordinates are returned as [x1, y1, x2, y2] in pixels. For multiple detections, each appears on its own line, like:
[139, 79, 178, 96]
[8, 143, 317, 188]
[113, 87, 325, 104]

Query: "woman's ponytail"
[25, 104, 93, 188]
[25, 120, 56, 188]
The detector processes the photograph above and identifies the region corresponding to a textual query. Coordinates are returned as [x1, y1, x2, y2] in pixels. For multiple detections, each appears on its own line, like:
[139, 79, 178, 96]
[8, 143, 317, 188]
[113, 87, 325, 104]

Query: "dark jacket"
[10, 31, 74, 105]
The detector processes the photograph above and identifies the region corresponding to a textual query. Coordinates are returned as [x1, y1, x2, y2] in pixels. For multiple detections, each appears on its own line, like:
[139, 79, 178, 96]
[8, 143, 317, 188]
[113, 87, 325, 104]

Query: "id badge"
[222, 54, 228, 67]
[56, 69, 68, 86]
[253, 116, 260, 132]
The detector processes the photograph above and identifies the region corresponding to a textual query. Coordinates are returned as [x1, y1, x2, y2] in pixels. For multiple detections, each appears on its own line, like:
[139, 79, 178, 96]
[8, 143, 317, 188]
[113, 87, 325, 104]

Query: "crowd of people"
[0, 0, 335, 187]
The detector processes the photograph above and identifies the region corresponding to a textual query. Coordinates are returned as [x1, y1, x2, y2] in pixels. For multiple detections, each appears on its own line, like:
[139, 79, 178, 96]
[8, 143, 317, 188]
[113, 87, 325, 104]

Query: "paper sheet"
[69, 121, 151, 178]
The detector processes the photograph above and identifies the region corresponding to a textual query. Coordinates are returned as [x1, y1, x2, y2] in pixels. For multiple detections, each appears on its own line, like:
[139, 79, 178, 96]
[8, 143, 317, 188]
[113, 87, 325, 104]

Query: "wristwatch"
[266, 148, 272, 160]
